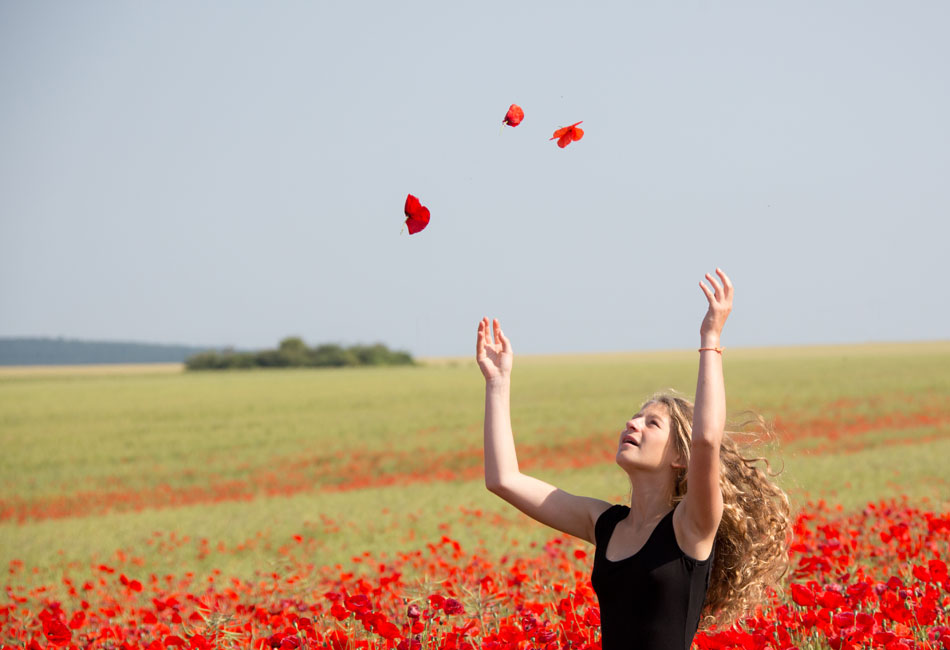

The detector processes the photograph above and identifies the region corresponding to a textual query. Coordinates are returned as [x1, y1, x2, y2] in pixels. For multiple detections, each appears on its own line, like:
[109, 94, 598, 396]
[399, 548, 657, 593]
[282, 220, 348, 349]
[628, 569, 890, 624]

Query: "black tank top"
[591, 505, 713, 650]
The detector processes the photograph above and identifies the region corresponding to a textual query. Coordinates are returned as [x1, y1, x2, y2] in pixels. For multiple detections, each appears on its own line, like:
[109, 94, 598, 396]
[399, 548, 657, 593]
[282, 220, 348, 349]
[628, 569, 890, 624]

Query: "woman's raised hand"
[698, 268, 733, 346]
[476, 317, 513, 382]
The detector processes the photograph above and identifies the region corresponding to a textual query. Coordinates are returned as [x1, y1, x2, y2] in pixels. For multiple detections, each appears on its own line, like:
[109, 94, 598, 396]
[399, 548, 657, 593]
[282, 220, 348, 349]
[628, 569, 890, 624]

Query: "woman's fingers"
[492, 318, 512, 352]
[716, 268, 733, 300]
[705, 273, 723, 301]
[700, 269, 734, 306]
[478, 317, 505, 351]
[476, 318, 487, 357]
[717, 268, 732, 291]
[498, 326, 511, 353]
[700, 269, 732, 338]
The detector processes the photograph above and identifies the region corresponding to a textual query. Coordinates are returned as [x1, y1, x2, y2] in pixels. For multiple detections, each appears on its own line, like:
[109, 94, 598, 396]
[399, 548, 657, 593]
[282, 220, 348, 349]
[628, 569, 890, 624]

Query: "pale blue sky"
[2, 2, 948, 356]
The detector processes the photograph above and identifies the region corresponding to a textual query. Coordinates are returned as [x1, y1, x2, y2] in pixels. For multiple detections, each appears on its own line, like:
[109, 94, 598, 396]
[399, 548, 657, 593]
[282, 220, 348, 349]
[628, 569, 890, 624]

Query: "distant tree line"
[0, 337, 213, 366]
[185, 337, 414, 370]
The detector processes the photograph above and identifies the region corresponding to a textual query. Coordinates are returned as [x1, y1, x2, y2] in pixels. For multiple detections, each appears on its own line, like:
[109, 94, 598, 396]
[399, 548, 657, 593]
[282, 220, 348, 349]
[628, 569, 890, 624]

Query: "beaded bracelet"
[698, 347, 723, 354]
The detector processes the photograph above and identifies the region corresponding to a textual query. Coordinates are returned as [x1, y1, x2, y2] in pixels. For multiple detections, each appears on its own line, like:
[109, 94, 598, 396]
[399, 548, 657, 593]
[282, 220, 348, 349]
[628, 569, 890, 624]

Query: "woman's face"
[615, 402, 681, 473]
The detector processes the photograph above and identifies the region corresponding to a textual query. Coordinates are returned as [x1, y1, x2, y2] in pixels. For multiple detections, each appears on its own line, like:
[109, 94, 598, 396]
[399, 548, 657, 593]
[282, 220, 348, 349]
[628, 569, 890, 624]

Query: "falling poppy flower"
[502, 104, 524, 127]
[403, 194, 430, 235]
[550, 121, 584, 148]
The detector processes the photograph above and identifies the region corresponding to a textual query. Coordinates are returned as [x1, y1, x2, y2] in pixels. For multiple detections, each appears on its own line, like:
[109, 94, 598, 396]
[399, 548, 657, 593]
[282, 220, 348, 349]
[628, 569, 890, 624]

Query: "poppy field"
[1, 341, 949, 649]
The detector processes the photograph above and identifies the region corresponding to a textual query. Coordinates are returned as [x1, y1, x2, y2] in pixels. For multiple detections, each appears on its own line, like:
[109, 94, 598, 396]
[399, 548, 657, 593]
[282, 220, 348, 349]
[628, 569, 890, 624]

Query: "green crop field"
[1, 341, 948, 587]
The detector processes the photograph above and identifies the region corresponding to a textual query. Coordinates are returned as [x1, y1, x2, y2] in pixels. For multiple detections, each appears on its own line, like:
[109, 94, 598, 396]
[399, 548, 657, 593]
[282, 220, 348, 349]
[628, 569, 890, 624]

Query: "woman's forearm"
[694, 270, 733, 446]
[693, 340, 726, 446]
[483, 378, 521, 490]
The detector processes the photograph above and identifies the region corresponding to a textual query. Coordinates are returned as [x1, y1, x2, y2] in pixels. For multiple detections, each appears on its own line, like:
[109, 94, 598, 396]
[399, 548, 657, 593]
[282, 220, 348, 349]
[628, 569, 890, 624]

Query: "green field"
[1, 342, 948, 586]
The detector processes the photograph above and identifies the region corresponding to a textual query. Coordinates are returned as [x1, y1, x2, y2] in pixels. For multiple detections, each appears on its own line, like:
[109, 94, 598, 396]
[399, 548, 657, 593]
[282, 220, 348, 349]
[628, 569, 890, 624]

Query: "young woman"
[476, 269, 790, 650]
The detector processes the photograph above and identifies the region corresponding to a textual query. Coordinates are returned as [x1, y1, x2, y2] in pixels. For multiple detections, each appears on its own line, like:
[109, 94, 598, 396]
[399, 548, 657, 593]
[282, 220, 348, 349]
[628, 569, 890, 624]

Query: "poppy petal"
[406, 207, 430, 234]
[404, 194, 423, 216]
[551, 122, 583, 146]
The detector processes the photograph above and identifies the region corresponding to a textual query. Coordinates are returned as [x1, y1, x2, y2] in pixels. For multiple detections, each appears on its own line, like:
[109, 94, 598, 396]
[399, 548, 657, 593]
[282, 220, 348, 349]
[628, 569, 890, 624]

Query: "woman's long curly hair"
[646, 392, 791, 629]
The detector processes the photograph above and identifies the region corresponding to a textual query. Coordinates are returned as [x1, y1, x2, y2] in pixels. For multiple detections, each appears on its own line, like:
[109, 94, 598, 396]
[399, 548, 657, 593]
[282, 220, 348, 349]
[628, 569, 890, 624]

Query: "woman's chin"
[615, 454, 639, 473]
[615, 452, 661, 475]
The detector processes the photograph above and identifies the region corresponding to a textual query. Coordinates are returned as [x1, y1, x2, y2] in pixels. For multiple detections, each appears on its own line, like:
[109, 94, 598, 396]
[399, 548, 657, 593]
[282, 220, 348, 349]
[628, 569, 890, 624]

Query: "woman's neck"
[625, 472, 676, 523]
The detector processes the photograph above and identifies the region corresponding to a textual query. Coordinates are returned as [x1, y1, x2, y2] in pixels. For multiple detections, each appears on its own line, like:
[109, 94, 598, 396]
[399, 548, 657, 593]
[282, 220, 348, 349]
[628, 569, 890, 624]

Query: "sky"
[1, 1, 948, 357]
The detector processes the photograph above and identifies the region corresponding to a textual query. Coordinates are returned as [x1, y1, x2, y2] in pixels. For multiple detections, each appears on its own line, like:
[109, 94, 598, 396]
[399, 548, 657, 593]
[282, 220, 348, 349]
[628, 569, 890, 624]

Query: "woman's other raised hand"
[698, 268, 734, 347]
[476, 317, 513, 383]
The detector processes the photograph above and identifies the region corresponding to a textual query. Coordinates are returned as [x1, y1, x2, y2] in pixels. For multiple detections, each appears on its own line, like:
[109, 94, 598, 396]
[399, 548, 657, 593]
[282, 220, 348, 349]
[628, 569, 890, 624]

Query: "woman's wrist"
[700, 334, 721, 349]
[486, 377, 511, 392]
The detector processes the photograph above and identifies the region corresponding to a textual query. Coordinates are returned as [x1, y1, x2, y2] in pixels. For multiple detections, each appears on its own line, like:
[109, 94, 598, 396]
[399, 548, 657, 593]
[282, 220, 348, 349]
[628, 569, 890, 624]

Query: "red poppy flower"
[929, 559, 948, 581]
[345, 594, 372, 614]
[833, 611, 855, 629]
[817, 588, 847, 609]
[191, 635, 212, 650]
[404, 194, 430, 235]
[550, 121, 584, 148]
[583, 607, 601, 627]
[42, 618, 71, 646]
[536, 627, 557, 643]
[330, 602, 349, 621]
[443, 598, 464, 615]
[376, 620, 402, 640]
[503, 104, 524, 127]
[68, 611, 85, 630]
[790, 583, 816, 607]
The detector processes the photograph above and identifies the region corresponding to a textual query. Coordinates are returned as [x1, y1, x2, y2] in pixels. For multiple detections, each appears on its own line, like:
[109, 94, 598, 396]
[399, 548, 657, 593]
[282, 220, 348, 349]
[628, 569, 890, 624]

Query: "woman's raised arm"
[477, 317, 609, 544]
[679, 269, 733, 548]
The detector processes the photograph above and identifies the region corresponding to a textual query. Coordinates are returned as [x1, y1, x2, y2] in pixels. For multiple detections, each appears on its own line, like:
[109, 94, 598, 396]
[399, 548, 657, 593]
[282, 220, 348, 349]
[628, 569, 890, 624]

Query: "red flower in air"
[503, 104, 524, 127]
[404, 194, 430, 235]
[550, 121, 584, 148]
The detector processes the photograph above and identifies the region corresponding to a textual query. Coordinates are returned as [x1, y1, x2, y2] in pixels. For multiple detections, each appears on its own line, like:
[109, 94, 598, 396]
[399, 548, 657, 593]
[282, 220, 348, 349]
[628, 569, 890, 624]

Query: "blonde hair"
[646, 392, 791, 629]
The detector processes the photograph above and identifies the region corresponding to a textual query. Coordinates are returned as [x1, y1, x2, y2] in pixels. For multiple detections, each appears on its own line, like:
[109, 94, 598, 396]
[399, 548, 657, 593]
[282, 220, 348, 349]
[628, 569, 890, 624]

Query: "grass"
[1, 341, 948, 585]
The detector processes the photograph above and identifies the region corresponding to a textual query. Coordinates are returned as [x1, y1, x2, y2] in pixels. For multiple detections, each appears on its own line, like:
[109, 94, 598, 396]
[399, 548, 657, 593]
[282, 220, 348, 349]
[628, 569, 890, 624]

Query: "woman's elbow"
[485, 475, 516, 497]
[690, 432, 722, 452]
